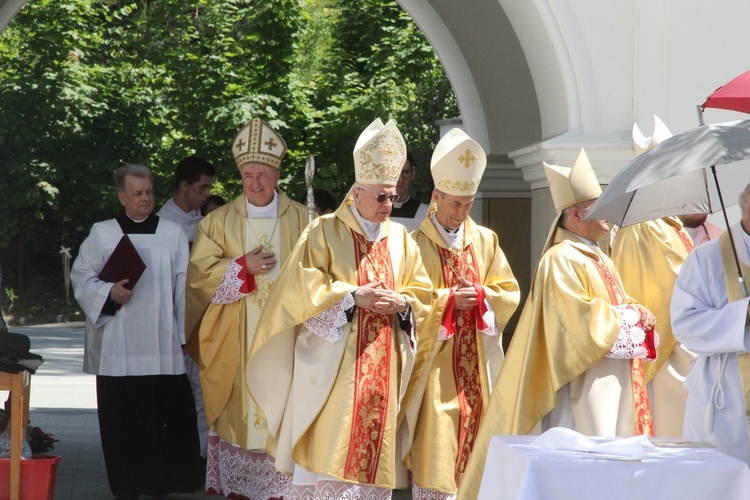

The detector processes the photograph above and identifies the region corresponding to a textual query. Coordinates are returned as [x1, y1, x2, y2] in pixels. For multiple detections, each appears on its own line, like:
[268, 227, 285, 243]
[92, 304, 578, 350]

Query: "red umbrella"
[702, 70, 750, 114]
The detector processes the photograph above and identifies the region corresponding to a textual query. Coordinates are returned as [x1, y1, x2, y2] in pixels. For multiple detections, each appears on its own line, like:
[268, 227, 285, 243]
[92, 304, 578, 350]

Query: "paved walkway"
[3, 323, 412, 500]
[4, 323, 211, 499]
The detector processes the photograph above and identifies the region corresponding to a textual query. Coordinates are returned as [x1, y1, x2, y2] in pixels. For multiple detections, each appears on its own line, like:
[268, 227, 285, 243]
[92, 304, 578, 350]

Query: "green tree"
[0, 0, 457, 307]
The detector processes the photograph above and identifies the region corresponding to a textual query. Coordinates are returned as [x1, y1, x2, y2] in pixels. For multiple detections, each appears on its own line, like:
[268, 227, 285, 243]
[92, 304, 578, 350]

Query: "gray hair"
[115, 164, 152, 192]
[559, 199, 596, 227]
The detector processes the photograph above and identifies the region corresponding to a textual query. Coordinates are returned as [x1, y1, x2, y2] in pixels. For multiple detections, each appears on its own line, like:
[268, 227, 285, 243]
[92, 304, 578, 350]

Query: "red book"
[98, 234, 147, 294]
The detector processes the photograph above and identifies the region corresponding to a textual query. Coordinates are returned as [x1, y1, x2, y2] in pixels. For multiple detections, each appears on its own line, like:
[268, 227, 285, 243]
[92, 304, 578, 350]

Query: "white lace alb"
[287, 479, 392, 500]
[205, 432, 290, 499]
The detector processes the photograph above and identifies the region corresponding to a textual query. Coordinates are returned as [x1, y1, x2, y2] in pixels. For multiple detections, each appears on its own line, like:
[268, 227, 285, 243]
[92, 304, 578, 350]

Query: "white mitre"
[353, 118, 406, 186]
[430, 128, 487, 195]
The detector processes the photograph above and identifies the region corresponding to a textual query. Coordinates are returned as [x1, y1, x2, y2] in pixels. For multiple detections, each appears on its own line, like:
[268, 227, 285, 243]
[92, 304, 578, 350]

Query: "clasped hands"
[354, 281, 408, 315]
[245, 245, 277, 275]
[635, 304, 656, 331]
[453, 277, 478, 311]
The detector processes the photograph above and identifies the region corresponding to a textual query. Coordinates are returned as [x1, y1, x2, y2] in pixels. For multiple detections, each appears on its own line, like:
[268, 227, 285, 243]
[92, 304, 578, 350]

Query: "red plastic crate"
[0, 454, 61, 500]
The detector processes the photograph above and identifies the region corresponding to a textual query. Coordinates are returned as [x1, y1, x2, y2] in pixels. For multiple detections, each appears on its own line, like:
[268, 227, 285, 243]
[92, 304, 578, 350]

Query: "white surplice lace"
[303, 293, 355, 343]
[210, 258, 247, 304]
[606, 304, 659, 359]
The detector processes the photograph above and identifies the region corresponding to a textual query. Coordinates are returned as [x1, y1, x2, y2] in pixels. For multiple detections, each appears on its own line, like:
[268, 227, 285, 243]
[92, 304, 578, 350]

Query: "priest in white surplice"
[671, 182, 750, 467]
[71, 164, 201, 498]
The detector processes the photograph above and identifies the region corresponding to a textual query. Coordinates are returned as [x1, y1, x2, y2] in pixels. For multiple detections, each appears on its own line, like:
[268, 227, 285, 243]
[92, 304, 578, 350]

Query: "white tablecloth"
[477, 435, 750, 499]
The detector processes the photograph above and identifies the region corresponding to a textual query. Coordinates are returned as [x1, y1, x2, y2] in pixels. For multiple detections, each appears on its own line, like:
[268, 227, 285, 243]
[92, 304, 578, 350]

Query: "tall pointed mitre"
[353, 118, 406, 186]
[632, 115, 672, 156]
[544, 148, 602, 213]
[430, 128, 487, 195]
[232, 118, 287, 171]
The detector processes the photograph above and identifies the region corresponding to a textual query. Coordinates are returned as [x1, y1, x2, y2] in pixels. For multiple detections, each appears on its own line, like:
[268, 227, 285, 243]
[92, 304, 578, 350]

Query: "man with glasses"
[247, 118, 433, 500]
[390, 153, 429, 232]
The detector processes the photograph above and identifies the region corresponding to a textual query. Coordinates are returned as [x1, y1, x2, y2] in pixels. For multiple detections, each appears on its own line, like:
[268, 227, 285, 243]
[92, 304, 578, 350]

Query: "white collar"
[430, 212, 464, 251]
[245, 190, 278, 218]
[392, 195, 410, 209]
[350, 204, 383, 242]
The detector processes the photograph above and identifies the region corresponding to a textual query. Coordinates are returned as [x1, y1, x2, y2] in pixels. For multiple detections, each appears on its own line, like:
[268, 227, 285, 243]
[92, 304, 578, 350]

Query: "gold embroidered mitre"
[232, 118, 287, 171]
[544, 148, 602, 212]
[353, 118, 406, 186]
[633, 115, 672, 156]
[430, 128, 486, 195]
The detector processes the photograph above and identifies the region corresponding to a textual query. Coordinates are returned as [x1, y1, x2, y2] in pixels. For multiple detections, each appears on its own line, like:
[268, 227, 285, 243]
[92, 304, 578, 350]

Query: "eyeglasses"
[400, 169, 414, 178]
[358, 189, 398, 204]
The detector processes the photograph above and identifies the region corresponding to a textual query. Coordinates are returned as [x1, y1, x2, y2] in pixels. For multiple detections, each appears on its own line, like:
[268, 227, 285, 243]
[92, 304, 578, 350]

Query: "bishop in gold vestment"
[401, 129, 520, 499]
[610, 117, 696, 438]
[248, 119, 433, 500]
[458, 149, 658, 500]
[611, 217, 694, 437]
[186, 118, 308, 499]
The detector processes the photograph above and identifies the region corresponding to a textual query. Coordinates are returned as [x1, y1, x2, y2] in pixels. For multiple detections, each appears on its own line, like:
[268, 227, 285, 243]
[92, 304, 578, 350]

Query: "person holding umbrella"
[671, 182, 750, 467]
[458, 149, 658, 499]
[610, 116, 696, 438]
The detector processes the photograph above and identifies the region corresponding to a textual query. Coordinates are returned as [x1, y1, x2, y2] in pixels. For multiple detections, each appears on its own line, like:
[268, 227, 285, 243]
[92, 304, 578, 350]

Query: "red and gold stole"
[343, 231, 394, 483]
[589, 253, 655, 437]
[438, 245, 483, 484]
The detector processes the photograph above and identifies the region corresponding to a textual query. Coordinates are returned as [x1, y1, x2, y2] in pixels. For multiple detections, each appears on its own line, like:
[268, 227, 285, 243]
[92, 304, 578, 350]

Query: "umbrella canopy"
[703, 70, 750, 115]
[587, 119, 750, 227]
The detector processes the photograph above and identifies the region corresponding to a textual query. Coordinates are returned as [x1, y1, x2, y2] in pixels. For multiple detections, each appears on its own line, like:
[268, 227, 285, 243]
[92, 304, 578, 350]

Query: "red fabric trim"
[441, 290, 457, 339]
[644, 326, 657, 361]
[343, 232, 393, 483]
[472, 283, 488, 331]
[236, 255, 256, 294]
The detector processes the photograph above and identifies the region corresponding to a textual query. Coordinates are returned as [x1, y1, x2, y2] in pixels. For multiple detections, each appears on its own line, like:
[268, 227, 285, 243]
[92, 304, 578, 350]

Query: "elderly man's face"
[118, 175, 154, 221]
[241, 163, 280, 208]
[354, 185, 398, 223]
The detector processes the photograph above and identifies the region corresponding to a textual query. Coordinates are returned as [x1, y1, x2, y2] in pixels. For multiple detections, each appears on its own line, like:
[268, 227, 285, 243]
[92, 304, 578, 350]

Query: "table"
[478, 435, 750, 499]
[0, 371, 30, 500]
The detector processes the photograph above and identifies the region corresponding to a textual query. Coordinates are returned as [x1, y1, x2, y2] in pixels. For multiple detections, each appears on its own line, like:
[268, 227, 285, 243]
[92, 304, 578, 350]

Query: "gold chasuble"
[185, 193, 307, 447]
[403, 214, 519, 494]
[457, 228, 653, 500]
[611, 217, 694, 437]
[246, 200, 433, 489]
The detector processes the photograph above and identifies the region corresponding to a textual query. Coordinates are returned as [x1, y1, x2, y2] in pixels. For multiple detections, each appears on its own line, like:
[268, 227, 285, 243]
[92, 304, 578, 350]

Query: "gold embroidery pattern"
[343, 233, 394, 483]
[356, 129, 406, 182]
[437, 179, 480, 194]
[589, 255, 654, 437]
[438, 246, 483, 485]
[249, 232, 276, 309]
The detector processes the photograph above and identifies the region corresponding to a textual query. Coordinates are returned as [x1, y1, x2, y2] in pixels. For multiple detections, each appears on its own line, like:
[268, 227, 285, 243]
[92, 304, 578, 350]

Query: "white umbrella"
[587, 118, 750, 295]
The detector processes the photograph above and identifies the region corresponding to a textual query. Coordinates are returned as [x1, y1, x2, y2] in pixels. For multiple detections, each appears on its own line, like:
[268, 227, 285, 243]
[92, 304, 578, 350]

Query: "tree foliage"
[0, 0, 458, 290]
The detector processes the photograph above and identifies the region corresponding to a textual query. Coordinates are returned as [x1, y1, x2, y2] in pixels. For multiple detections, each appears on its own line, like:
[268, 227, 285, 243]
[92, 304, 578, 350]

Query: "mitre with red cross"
[232, 118, 287, 171]
[430, 128, 486, 196]
[353, 118, 407, 186]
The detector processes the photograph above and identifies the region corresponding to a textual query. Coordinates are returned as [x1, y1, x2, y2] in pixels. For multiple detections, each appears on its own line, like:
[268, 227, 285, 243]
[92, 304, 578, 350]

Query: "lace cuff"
[606, 304, 660, 360]
[478, 296, 499, 336]
[303, 293, 355, 343]
[210, 257, 254, 304]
